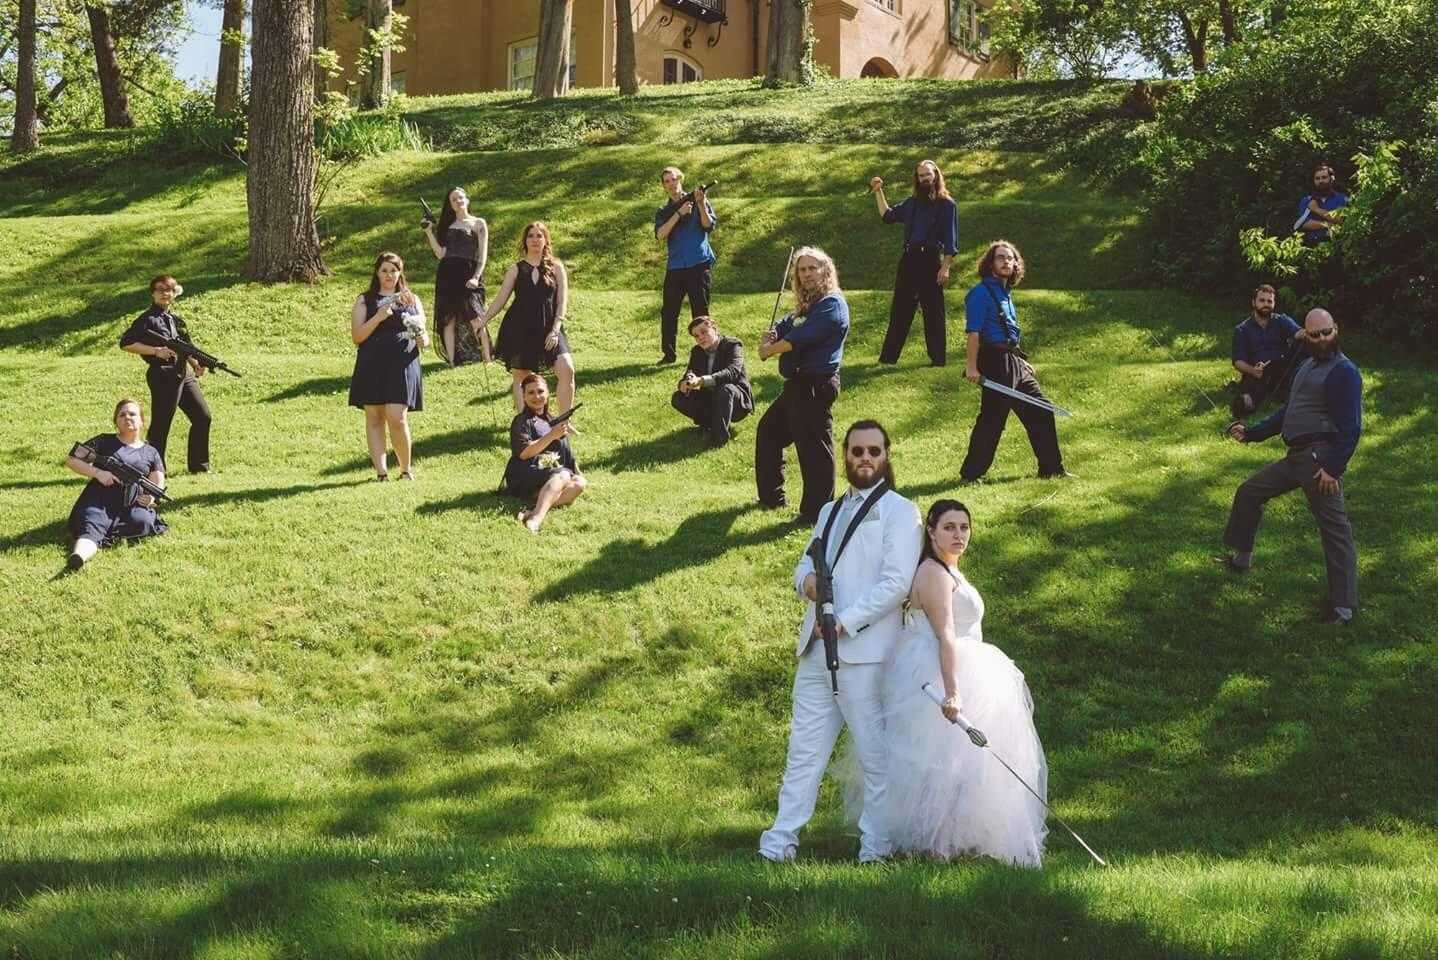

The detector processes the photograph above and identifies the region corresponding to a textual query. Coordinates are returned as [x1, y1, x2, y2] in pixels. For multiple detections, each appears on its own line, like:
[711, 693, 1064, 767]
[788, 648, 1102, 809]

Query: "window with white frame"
[947, 0, 990, 58]
[509, 36, 578, 91]
[869, 0, 899, 12]
[662, 53, 702, 85]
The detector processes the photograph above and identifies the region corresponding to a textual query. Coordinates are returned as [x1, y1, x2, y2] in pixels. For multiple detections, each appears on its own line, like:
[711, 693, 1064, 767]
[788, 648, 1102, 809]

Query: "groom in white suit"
[759, 420, 923, 862]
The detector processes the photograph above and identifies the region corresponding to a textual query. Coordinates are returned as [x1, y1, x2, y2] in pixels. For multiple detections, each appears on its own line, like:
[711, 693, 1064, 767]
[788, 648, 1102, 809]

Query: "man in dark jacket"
[672, 315, 753, 447]
[1219, 308, 1362, 624]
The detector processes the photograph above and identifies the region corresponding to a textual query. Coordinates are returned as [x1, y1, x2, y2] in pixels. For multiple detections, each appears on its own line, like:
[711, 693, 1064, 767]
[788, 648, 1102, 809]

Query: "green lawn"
[1, 79, 1435, 959]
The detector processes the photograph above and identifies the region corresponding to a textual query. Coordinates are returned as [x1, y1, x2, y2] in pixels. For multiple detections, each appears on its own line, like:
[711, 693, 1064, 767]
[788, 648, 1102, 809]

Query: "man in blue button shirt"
[654, 165, 717, 365]
[957, 240, 1067, 483]
[870, 160, 959, 366]
[1230, 283, 1303, 417]
[756, 247, 851, 523]
[1219, 308, 1361, 624]
[1294, 163, 1348, 246]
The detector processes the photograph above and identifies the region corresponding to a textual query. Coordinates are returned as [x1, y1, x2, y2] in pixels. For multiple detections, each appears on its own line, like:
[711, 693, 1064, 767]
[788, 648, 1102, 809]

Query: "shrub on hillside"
[1132, 0, 1438, 342]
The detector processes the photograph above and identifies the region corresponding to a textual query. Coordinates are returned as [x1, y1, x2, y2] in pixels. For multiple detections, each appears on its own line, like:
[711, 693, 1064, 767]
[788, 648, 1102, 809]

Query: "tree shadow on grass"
[264, 374, 353, 403]
[321, 423, 507, 476]
[583, 425, 706, 474]
[534, 503, 791, 602]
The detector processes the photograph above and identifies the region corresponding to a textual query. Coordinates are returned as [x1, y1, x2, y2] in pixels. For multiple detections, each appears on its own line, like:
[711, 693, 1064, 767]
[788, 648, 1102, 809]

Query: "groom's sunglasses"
[848, 445, 884, 458]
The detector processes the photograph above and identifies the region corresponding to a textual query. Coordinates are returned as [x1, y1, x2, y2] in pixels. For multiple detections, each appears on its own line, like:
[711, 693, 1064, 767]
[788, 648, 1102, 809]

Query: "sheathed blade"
[978, 376, 1073, 418]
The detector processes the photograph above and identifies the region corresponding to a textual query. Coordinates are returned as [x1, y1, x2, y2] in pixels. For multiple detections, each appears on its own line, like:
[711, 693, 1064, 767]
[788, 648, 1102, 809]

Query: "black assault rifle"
[162, 336, 242, 377]
[69, 441, 171, 503]
[658, 181, 718, 223]
[805, 536, 842, 695]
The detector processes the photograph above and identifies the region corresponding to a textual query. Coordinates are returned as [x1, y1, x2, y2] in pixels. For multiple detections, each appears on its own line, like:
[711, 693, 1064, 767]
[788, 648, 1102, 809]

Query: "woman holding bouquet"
[350, 251, 429, 481]
[503, 373, 585, 533]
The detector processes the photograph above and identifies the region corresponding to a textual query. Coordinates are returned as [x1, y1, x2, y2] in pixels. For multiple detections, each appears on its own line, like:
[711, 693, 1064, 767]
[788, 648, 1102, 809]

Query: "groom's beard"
[845, 460, 894, 489]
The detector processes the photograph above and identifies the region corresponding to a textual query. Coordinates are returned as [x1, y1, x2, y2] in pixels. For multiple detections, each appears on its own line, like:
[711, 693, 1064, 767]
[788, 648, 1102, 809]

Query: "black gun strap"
[818, 480, 892, 570]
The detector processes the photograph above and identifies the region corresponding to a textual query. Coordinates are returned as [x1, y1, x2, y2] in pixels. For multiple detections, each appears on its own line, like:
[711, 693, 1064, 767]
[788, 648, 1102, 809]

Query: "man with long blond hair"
[870, 160, 958, 366]
[756, 246, 850, 523]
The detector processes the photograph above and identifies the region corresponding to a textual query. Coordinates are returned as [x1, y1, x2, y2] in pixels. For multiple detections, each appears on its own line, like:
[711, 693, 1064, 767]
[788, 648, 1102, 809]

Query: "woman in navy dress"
[349, 251, 429, 481]
[473, 222, 576, 415]
[421, 185, 490, 366]
[504, 373, 586, 534]
[65, 398, 167, 570]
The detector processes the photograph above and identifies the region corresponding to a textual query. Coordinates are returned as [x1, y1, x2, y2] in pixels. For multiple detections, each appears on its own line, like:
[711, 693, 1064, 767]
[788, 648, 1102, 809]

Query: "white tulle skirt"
[844, 625, 1049, 867]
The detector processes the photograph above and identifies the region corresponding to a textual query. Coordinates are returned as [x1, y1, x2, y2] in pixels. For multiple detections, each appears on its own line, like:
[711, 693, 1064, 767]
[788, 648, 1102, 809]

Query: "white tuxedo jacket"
[791, 486, 923, 664]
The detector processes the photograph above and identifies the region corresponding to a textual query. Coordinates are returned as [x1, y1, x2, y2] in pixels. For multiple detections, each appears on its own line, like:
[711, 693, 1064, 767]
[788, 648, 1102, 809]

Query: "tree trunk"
[245, 0, 327, 282]
[215, 0, 247, 115]
[532, 0, 573, 99]
[1217, 0, 1241, 45]
[11, 0, 39, 151]
[360, 0, 392, 109]
[764, 0, 783, 81]
[764, 0, 809, 86]
[614, 0, 638, 94]
[1176, 10, 1209, 72]
[86, 3, 134, 128]
[313, 0, 329, 100]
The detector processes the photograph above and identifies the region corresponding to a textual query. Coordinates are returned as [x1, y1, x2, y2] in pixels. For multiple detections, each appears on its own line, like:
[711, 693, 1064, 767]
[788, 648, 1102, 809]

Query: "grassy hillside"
[1, 79, 1436, 959]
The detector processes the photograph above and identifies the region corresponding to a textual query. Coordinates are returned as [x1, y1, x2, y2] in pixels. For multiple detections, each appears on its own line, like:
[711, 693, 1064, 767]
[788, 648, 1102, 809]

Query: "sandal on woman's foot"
[399, 470, 415, 481]
[376, 473, 390, 482]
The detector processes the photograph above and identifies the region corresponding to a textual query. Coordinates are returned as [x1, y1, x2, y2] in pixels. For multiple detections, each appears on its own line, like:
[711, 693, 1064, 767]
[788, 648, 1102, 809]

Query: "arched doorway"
[860, 57, 898, 78]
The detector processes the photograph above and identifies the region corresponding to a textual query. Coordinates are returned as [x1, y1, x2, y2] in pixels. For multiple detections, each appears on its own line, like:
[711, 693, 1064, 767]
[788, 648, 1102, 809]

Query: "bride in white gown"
[851, 498, 1048, 866]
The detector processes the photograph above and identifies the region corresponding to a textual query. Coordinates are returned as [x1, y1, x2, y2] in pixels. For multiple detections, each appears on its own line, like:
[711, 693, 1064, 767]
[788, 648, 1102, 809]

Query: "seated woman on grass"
[64, 399, 167, 571]
[503, 373, 586, 533]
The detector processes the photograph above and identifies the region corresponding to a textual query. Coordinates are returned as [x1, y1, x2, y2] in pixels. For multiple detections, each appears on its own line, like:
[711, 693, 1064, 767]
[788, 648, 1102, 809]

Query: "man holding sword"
[958, 240, 1071, 483]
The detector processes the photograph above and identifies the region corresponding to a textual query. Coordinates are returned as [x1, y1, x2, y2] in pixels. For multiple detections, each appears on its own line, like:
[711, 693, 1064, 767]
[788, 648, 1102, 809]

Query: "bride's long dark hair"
[921, 499, 971, 568]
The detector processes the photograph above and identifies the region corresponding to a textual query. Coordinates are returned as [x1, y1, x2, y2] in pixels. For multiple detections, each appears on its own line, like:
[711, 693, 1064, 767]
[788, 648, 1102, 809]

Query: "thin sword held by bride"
[921, 683, 1108, 867]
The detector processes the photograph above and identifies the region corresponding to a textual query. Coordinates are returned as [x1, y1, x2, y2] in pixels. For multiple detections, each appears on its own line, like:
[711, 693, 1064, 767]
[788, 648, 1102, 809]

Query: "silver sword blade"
[921, 682, 1106, 866]
[978, 376, 1073, 418]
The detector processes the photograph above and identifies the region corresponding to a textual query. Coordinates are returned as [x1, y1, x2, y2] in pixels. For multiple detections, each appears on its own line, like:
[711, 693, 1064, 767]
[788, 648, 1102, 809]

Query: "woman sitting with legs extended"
[503, 373, 586, 533]
[64, 398, 168, 570]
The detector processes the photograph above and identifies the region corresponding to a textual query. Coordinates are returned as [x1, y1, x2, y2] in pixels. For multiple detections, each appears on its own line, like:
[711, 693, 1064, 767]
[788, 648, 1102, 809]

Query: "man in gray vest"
[1218, 308, 1362, 624]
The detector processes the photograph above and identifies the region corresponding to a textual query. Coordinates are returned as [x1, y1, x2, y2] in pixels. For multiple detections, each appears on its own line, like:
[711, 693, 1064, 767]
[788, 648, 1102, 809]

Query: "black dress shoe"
[1212, 554, 1249, 574]
[1038, 469, 1078, 480]
[657, 354, 676, 366]
[191, 463, 212, 474]
[66, 552, 85, 571]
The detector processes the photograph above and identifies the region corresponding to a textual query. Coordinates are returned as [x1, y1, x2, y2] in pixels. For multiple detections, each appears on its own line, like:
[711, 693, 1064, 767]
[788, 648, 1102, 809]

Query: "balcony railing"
[660, 0, 727, 25]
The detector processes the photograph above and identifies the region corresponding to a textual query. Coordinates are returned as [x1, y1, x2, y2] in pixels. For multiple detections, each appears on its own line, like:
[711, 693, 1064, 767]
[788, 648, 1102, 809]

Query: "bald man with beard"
[1219, 308, 1363, 625]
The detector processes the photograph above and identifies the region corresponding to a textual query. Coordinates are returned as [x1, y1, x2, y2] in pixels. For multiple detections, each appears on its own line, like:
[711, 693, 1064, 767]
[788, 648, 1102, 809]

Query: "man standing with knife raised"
[958, 240, 1071, 484]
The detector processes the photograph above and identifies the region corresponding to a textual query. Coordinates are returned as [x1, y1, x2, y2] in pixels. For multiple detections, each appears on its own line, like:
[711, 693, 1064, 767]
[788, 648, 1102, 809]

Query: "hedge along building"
[324, 0, 1010, 97]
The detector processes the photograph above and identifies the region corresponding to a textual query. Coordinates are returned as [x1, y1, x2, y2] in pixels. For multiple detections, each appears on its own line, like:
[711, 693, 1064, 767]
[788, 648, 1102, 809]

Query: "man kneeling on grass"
[672, 314, 753, 447]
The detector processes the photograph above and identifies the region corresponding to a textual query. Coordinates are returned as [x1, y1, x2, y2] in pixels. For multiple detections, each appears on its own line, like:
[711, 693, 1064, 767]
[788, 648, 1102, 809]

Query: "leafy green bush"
[1130, 0, 1438, 341]
[146, 89, 247, 163]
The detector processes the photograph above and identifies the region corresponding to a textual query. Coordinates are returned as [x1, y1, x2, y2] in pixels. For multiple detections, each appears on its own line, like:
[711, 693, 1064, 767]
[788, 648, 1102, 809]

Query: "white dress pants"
[759, 644, 890, 862]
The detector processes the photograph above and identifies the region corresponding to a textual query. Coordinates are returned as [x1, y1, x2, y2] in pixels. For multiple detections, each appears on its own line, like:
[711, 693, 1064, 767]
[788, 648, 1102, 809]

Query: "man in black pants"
[870, 160, 958, 366]
[672, 315, 753, 447]
[654, 165, 717, 365]
[119, 274, 212, 473]
[958, 241, 1068, 483]
[756, 247, 850, 523]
